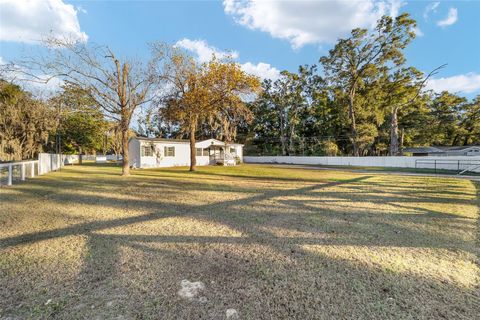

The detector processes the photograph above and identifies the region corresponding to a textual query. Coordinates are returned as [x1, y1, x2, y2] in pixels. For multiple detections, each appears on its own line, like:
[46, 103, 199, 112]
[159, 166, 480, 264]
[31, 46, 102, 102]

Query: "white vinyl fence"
[0, 160, 39, 187]
[0, 153, 79, 187]
[244, 156, 480, 174]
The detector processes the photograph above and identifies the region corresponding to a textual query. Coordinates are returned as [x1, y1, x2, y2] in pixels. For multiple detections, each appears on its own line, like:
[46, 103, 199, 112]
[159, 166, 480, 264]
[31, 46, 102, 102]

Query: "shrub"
[323, 141, 339, 156]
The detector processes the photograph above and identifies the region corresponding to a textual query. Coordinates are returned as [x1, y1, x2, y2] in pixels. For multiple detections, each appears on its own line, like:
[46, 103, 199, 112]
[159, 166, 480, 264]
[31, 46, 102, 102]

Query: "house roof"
[438, 145, 480, 151]
[197, 138, 244, 147]
[133, 137, 189, 144]
[131, 137, 243, 146]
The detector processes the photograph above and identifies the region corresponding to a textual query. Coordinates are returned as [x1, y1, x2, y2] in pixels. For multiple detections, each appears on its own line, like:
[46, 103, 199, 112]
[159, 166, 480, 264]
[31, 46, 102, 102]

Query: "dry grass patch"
[0, 164, 479, 319]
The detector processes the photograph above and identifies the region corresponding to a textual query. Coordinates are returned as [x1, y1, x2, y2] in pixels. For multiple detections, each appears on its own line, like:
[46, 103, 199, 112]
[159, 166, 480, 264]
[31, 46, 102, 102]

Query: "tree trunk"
[451, 134, 460, 146]
[121, 126, 130, 176]
[288, 120, 296, 155]
[389, 106, 399, 156]
[189, 121, 197, 172]
[79, 146, 83, 165]
[348, 91, 359, 156]
[279, 108, 287, 156]
[399, 127, 405, 155]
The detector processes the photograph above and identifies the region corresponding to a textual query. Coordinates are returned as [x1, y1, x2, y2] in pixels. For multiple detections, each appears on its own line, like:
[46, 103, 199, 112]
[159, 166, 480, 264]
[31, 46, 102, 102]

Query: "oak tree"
[159, 52, 261, 171]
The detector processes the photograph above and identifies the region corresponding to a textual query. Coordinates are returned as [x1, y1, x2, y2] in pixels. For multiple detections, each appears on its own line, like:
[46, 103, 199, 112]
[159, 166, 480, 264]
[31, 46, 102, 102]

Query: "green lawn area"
[0, 164, 479, 319]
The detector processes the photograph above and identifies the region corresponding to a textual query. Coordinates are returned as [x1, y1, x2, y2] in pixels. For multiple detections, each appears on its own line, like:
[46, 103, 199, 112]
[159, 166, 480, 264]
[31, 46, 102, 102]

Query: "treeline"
[137, 13, 480, 156]
[2, 13, 479, 169]
[246, 13, 480, 156]
[0, 80, 127, 162]
[246, 69, 480, 157]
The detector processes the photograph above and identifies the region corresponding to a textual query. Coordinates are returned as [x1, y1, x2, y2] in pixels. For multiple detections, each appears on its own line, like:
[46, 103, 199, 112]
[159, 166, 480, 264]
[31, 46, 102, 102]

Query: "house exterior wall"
[233, 145, 243, 162]
[134, 140, 210, 168]
[466, 148, 480, 156]
[129, 138, 244, 168]
[141, 141, 189, 168]
[128, 138, 141, 168]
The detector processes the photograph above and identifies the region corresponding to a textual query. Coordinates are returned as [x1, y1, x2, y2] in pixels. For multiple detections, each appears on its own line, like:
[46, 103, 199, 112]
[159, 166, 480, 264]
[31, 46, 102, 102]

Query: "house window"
[230, 147, 236, 154]
[203, 148, 209, 156]
[141, 145, 153, 157]
[196, 148, 209, 156]
[164, 146, 175, 157]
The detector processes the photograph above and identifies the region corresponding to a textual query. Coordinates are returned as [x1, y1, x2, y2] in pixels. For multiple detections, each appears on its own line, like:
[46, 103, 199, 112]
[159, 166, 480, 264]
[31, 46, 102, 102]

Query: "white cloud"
[223, 0, 404, 49]
[426, 73, 480, 94]
[76, 5, 87, 14]
[175, 38, 280, 80]
[412, 26, 424, 37]
[30, 76, 64, 94]
[0, 56, 63, 94]
[423, 2, 440, 21]
[241, 62, 280, 81]
[0, 0, 88, 44]
[437, 7, 458, 27]
[175, 38, 239, 63]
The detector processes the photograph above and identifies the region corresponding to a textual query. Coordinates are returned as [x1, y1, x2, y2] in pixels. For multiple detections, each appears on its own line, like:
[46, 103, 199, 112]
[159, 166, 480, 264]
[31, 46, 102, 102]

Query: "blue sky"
[1, 0, 479, 97]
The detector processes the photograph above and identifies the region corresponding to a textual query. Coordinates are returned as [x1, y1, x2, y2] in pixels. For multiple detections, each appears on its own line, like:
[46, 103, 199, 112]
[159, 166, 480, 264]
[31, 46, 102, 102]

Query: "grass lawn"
[0, 164, 479, 319]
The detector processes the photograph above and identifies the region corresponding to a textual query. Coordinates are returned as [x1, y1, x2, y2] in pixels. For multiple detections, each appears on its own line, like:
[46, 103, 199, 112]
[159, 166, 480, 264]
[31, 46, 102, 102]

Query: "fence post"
[21, 163, 25, 181]
[7, 164, 12, 186]
[31, 162, 35, 178]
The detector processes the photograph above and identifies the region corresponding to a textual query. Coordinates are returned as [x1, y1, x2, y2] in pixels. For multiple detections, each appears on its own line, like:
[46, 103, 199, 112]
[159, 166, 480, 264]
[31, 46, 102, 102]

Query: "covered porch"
[207, 145, 236, 166]
[196, 139, 240, 166]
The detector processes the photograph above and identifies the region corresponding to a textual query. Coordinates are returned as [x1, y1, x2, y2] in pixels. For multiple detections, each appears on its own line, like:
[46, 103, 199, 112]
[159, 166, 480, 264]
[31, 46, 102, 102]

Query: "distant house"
[403, 145, 480, 156]
[128, 137, 244, 168]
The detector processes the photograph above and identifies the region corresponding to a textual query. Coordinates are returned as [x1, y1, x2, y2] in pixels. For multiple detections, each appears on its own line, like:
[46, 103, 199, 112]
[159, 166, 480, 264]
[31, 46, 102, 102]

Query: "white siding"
[128, 138, 141, 168]
[137, 141, 211, 168]
[129, 138, 244, 168]
[233, 145, 243, 162]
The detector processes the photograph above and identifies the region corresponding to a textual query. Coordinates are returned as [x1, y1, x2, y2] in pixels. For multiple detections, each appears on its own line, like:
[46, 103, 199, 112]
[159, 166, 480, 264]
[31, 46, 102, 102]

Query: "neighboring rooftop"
[403, 147, 443, 153]
[404, 145, 480, 154]
[436, 145, 480, 151]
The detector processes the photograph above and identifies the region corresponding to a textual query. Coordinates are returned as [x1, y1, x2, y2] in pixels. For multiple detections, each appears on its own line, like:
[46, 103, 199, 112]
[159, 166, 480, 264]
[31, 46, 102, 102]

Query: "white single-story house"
[403, 145, 480, 156]
[128, 137, 244, 168]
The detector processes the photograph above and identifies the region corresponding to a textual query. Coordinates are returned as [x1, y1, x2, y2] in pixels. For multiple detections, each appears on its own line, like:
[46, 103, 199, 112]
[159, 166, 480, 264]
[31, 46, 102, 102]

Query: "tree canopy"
[2, 12, 479, 165]
[157, 51, 261, 171]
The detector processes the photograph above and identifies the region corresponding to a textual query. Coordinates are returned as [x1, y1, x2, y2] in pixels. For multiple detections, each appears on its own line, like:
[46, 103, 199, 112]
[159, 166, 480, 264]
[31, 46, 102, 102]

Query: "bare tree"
[4, 38, 167, 175]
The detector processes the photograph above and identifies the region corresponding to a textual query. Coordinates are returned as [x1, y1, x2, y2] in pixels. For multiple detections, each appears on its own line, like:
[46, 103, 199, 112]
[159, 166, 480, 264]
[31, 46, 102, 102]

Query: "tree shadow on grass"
[1, 169, 479, 319]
